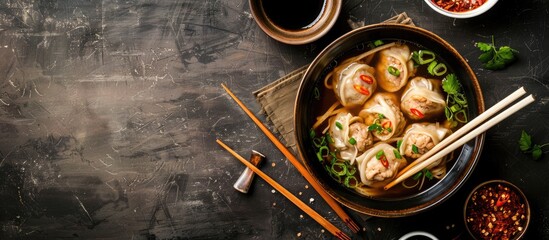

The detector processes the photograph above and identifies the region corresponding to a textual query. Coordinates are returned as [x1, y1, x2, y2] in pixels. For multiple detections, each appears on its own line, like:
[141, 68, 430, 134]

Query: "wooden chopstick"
[220, 83, 361, 233]
[394, 87, 527, 179]
[384, 93, 535, 190]
[216, 139, 351, 240]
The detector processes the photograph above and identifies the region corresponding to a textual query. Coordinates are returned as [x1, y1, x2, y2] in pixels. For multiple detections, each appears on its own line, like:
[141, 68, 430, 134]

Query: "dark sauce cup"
[248, 0, 342, 45]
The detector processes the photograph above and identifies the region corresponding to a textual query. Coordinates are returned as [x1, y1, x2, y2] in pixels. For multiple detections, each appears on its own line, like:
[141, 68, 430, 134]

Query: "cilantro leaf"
[519, 130, 532, 151]
[475, 42, 493, 52]
[532, 145, 542, 160]
[519, 130, 548, 160]
[442, 74, 460, 95]
[475, 36, 518, 70]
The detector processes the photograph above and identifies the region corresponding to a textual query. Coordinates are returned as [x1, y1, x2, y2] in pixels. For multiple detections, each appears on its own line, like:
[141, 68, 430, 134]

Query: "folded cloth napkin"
[253, 12, 415, 151]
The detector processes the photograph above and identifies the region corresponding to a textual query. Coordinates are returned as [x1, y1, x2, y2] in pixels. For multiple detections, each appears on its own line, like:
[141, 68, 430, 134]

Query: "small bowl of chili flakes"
[464, 180, 530, 240]
[424, 0, 498, 18]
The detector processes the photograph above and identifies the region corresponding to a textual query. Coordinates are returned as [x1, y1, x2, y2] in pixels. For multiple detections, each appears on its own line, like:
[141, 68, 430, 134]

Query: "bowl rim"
[423, 0, 499, 18]
[294, 23, 486, 217]
[463, 179, 531, 239]
[248, 0, 342, 45]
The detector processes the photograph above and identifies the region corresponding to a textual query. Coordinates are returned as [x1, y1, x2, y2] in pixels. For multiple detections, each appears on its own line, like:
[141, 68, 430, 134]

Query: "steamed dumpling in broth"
[399, 123, 449, 160]
[328, 111, 373, 164]
[375, 43, 415, 92]
[333, 62, 377, 107]
[355, 143, 407, 188]
[359, 93, 406, 141]
[401, 77, 446, 120]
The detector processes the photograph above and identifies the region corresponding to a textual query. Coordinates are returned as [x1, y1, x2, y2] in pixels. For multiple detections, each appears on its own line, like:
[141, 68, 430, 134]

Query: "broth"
[309, 39, 468, 198]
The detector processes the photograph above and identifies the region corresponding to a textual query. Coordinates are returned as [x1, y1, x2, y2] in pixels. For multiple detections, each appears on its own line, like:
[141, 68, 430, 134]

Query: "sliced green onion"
[412, 171, 423, 180]
[388, 66, 401, 77]
[346, 166, 356, 176]
[335, 121, 343, 130]
[313, 87, 320, 100]
[450, 104, 462, 113]
[331, 162, 347, 176]
[418, 50, 436, 65]
[424, 169, 434, 180]
[393, 149, 402, 159]
[412, 144, 419, 154]
[396, 139, 403, 149]
[427, 61, 438, 75]
[455, 93, 468, 105]
[312, 137, 325, 148]
[368, 123, 382, 132]
[374, 40, 384, 46]
[375, 150, 385, 160]
[316, 146, 329, 162]
[432, 63, 447, 76]
[455, 109, 468, 123]
[326, 133, 334, 143]
[309, 129, 316, 139]
[386, 127, 393, 133]
[344, 175, 359, 188]
[348, 137, 357, 145]
[445, 106, 453, 120]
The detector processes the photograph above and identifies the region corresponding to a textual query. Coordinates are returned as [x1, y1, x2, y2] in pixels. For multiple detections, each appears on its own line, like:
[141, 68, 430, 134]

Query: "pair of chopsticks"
[384, 87, 535, 190]
[217, 140, 350, 240]
[219, 83, 359, 238]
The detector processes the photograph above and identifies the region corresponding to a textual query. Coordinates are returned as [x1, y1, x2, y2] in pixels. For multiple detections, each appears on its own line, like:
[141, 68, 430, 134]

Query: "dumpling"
[333, 62, 377, 107]
[328, 111, 373, 164]
[359, 93, 406, 141]
[374, 43, 415, 92]
[355, 143, 407, 188]
[400, 77, 446, 120]
[399, 123, 449, 160]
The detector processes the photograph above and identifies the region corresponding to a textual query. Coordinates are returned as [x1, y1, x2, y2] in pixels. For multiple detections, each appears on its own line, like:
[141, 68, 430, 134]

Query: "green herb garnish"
[442, 74, 468, 126]
[412, 144, 419, 154]
[375, 150, 385, 160]
[368, 123, 382, 133]
[335, 121, 343, 130]
[393, 149, 402, 159]
[349, 137, 357, 145]
[388, 66, 401, 77]
[475, 36, 518, 70]
[519, 130, 548, 160]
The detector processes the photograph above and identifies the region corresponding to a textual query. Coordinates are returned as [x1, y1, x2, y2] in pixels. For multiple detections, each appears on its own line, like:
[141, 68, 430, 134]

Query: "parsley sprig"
[475, 36, 518, 70]
[519, 130, 548, 160]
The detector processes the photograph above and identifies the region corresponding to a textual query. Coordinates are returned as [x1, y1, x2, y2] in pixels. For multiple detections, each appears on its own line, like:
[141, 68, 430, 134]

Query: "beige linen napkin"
[253, 12, 415, 150]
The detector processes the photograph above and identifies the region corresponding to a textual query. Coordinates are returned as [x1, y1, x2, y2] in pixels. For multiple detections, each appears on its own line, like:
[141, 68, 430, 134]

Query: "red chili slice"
[360, 74, 374, 84]
[379, 155, 389, 168]
[381, 120, 392, 129]
[410, 108, 425, 118]
[353, 84, 370, 95]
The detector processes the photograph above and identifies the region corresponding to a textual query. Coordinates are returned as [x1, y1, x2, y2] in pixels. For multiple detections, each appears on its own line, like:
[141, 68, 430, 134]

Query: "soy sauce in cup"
[261, 0, 327, 30]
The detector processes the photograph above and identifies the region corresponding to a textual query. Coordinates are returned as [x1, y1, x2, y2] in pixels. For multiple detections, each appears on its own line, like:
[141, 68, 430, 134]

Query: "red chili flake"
[360, 74, 374, 84]
[353, 84, 370, 95]
[410, 108, 425, 118]
[465, 183, 527, 240]
[432, 0, 486, 12]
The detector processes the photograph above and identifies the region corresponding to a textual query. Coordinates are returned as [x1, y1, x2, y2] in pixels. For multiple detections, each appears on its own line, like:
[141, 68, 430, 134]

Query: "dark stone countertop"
[1, 0, 548, 239]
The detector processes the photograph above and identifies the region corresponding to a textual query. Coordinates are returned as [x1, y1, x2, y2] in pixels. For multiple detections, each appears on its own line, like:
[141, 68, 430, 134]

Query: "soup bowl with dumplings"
[294, 23, 485, 217]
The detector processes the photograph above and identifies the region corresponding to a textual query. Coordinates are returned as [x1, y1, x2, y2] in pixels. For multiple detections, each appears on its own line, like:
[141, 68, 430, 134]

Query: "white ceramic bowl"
[424, 0, 499, 18]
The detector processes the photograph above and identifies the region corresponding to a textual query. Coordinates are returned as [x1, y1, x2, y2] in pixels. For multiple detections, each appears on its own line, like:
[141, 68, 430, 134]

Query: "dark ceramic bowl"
[464, 180, 530, 239]
[248, 0, 342, 45]
[294, 23, 485, 217]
